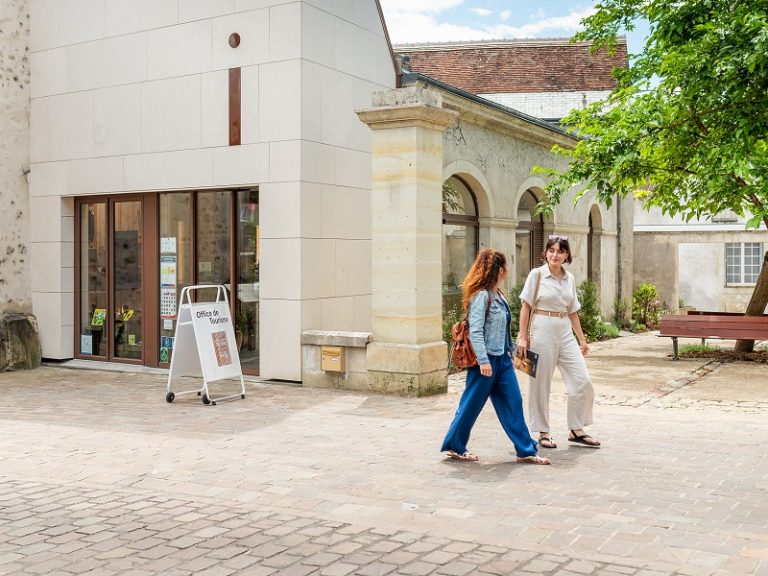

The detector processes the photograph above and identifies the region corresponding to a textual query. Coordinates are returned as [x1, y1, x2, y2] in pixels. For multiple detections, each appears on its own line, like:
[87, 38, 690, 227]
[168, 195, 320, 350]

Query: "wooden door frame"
[74, 189, 260, 375]
[74, 194, 156, 366]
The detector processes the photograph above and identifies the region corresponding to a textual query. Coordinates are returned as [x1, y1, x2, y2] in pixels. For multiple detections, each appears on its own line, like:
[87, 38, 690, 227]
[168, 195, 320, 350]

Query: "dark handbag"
[448, 291, 492, 371]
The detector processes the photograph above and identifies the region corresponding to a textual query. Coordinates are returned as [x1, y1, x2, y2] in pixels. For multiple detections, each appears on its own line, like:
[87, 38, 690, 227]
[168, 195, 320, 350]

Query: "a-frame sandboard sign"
[164, 285, 246, 405]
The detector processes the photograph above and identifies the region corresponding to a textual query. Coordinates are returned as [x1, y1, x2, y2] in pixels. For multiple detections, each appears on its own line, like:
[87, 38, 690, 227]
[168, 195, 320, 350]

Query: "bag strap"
[526, 269, 542, 338]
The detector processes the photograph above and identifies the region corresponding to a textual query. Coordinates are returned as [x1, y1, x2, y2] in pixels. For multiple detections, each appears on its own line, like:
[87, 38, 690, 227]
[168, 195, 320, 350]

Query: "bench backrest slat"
[687, 310, 768, 317]
[659, 314, 768, 338]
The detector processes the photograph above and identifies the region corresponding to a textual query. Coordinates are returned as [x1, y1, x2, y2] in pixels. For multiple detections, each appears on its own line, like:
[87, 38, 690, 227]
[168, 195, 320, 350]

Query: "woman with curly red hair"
[441, 248, 550, 465]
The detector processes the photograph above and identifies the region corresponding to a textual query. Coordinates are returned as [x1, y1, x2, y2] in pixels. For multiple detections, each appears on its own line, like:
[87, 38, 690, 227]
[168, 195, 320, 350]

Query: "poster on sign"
[189, 301, 241, 382]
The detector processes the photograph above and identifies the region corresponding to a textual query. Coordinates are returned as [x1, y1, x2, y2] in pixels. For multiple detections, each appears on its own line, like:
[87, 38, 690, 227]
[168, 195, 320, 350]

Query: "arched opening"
[515, 190, 545, 281]
[442, 176, 479, 318]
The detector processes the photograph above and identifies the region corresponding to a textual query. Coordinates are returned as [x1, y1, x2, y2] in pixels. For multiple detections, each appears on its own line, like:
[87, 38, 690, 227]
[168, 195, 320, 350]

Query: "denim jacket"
[468, 290, 511, 366]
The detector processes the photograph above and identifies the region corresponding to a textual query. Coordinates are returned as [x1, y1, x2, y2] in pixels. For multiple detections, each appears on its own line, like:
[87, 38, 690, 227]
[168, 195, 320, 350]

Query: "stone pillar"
[482, 218, 520, 289]
[617, 194, 635, 321]
[357, 87, 457, 396]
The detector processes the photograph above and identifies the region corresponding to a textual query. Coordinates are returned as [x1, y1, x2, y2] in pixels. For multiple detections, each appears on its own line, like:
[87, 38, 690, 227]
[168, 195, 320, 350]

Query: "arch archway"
[442, 175, 479, 317]
[515, 189, 545, 281]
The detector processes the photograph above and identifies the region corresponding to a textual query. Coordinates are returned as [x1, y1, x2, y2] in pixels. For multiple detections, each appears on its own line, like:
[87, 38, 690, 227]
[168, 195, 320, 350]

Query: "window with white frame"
[725, 242, 763, 285]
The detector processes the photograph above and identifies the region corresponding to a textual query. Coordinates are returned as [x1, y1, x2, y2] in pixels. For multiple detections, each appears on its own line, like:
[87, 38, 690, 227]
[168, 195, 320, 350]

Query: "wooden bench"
[685, 310, 768, 317]
[657, 314, 768, 359]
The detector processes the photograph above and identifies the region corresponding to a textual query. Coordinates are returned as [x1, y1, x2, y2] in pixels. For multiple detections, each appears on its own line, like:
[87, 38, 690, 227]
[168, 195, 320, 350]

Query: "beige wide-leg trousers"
[527, 314, 594, 433]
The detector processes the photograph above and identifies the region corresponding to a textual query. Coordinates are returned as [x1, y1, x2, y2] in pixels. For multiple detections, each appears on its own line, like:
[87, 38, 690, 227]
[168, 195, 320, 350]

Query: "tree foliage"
[535, 0, 768, 345]
[537, 0, 768, 228]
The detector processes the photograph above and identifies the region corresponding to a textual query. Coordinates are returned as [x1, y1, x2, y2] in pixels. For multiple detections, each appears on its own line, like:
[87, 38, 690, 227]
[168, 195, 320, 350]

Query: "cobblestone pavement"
[1, 333, 767, 576]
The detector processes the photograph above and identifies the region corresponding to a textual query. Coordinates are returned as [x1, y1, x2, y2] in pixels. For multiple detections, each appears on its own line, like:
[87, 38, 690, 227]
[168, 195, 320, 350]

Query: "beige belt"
[533, 309, 568, 318]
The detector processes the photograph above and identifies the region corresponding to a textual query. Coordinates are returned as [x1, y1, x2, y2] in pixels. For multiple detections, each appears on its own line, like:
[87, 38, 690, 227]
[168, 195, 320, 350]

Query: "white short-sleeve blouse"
[519, 264, 581, 314]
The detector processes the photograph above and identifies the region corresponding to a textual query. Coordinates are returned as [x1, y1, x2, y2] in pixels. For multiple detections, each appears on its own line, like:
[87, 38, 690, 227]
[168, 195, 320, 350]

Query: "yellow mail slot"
[320, 346, 345, 372]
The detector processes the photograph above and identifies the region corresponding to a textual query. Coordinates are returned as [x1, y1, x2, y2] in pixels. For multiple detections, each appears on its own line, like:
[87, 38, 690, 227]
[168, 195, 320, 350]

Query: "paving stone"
[565, 560, 598, 574]
[435, 560, 478, 575]
[421, 550, 459, 565]
[320, 562, 358, 576]
[301, 551, 343, 566]
[260, 552, 304, 568]
[274, 564, 317, 576]
[366, 541, 402, 554]
[354, 562, 398, 576]
[399, 561, 440, 575]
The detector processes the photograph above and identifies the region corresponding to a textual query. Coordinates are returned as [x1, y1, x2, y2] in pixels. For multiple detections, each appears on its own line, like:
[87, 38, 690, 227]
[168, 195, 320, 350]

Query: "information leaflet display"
[165, 285, 245, 406]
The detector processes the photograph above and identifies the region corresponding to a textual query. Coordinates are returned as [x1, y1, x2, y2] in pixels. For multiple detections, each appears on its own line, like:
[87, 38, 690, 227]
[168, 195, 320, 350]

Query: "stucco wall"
[0, 0, 31, 313]
[635, 230, 767, 313]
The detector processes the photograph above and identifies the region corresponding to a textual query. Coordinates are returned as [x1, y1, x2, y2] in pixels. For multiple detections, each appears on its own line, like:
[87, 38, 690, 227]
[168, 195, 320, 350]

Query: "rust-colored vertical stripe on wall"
[229, 67, 241, 146]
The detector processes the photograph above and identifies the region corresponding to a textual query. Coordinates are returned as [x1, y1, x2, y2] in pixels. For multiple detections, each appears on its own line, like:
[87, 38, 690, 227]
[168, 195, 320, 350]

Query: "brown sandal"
[568, 430, 601, 448]
[539, 434, 557, 449]
[446, 450, 479, 462]
[516, 454, 551, 465]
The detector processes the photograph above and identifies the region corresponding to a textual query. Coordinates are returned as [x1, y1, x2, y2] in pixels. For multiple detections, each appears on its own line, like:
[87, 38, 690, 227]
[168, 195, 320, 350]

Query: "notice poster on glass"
[161, 287, 177, 318]
[160, 336, 174, 364]
[160, 237, 177, 254]
[81, 334, 92, 355]
[160, 256, 177, 288]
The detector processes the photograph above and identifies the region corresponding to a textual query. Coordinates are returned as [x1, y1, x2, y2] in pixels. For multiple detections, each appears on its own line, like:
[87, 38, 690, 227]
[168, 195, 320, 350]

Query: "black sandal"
[539, 434, 557, 449]
[568, 430, 601, 448]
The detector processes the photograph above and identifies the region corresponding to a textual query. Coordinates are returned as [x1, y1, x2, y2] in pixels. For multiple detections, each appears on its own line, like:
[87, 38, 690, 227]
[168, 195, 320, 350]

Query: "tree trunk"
[734, 250, 768, 352]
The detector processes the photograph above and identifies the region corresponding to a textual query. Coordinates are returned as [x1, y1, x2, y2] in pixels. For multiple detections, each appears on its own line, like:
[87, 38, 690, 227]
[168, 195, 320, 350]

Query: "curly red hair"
[461, 249, 507, 311]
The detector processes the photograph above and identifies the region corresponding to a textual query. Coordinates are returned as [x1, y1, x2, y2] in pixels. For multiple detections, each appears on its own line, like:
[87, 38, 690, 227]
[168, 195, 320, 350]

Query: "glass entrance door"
[78, 202, 109, 358]
[77, 199, 144, 363]
[236, 190, 259, 371]
[113, 200, 143, 360]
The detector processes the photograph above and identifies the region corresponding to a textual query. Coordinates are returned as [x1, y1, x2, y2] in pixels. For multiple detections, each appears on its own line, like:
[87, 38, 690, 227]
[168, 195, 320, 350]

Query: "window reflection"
[79, 203, 107, 357]
[236, 190, 259, 371]
[442, 177, 479, 326]
[113, 201, 142, 360]
[159, 193, 191, 365]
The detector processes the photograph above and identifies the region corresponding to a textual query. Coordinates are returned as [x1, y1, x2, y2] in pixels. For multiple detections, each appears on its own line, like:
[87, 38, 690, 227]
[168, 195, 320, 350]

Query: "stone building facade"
[4, 1, 636, 392]
[395, 41, 633, 317]
[0, 0, 31, 313]
[26, 0, 394, 380]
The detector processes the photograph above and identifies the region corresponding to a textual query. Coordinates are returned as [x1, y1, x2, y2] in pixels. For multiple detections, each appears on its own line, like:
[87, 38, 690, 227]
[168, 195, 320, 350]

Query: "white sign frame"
[165, 285, 246, 406]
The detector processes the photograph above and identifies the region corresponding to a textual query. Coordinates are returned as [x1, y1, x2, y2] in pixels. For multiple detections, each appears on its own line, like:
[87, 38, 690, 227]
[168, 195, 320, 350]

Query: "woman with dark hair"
[516, 236, 600, 449]
[441, 248, 550, 464]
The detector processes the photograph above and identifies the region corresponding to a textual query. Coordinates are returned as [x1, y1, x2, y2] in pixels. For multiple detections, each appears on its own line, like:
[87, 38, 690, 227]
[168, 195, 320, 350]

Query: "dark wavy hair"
[461, 249, 507, 311]
[540, 236, 573, 264]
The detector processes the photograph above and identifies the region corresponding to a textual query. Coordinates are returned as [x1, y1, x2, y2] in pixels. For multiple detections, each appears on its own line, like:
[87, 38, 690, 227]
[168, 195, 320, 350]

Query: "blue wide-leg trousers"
[441, 353, 538, 458]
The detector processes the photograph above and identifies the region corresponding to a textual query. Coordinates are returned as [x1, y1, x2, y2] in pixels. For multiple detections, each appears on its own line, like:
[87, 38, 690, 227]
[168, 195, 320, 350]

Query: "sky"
[378, 0, 649, 56]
